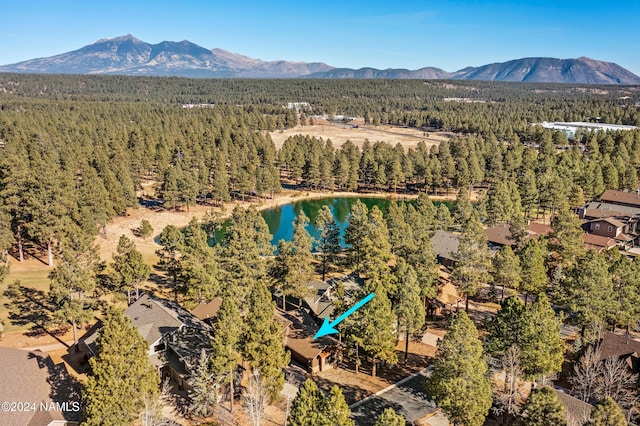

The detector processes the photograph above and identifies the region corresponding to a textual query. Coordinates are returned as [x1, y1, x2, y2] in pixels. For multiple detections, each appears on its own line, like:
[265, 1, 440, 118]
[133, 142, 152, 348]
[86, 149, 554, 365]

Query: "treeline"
[279, 128, 640, 215]
[0, 75, 639, 268]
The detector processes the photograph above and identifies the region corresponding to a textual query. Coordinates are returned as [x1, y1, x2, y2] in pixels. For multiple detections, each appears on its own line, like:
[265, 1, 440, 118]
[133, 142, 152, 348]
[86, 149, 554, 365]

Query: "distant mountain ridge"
[1, 35, 639, 84]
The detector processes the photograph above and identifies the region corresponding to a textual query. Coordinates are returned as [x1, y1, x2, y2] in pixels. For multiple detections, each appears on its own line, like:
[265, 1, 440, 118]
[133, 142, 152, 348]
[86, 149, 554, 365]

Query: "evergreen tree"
[452, 214, 492, 312]
[49, 238, 100, 348]
[138, 219, 154, 239]
[288, 379, 329, 426]
[315, 205, 341, 281]
[492, 245, 521, 302]
[241, 280, 290, 401]
[485, 295, 529, 356]
[156, 224, 184, 299]
[374, 408, 406, 426]
[210, 297, 242, 412]
[518, 386, 566, 426]
[520, 294, 565, 381]
[325, 385, 355, 426]
[518, 239, 547, 305]
[83, 307, 159, 425]
[394, 259, 425, 363]
[589, 397, 626, 426]
[111, 234, 150, 304]
[188, 349, 217, 418]
[426, 311, 492, 426]
[272, 211, 315, 309]
[345, 200, 369, 273]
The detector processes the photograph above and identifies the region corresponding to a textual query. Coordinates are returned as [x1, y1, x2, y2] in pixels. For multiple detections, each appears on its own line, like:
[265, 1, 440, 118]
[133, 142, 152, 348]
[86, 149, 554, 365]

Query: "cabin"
[280, 309, 342, 374]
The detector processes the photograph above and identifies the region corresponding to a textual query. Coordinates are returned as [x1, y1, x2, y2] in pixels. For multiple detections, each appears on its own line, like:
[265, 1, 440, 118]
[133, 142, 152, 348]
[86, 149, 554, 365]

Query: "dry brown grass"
[268, 123, 448, 151]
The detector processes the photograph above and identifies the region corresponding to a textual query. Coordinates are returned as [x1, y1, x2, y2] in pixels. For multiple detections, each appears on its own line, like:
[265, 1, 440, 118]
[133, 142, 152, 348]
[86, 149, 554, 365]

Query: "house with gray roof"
[430, 230, 460, 268]
[0, 348, 82, 426]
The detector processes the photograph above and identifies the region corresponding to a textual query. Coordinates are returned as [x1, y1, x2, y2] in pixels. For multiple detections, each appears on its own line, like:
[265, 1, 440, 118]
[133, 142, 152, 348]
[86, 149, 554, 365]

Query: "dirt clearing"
[269, 124, 449, 151]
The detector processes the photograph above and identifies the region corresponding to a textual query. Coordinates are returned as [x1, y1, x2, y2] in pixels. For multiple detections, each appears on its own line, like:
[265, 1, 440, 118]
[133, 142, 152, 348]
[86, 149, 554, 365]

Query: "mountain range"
[1, 34, 639, 84]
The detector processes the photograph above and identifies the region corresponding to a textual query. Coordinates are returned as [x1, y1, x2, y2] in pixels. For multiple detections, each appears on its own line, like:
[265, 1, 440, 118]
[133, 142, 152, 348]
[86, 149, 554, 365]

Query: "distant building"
[539, 122, 637, 139]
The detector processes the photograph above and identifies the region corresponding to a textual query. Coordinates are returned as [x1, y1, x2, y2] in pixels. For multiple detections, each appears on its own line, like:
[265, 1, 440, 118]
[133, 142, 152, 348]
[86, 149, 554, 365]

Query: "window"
[594, 223, 600, 230]
[608, 225, 613, 232]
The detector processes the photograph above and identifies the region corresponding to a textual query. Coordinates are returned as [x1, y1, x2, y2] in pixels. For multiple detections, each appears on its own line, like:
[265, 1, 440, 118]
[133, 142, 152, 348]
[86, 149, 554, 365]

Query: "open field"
[268, 123, 450, 151]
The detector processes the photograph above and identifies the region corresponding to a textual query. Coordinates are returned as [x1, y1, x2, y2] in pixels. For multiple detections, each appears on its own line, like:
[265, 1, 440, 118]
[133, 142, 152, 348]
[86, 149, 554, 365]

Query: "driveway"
[350, 368, 448, 425]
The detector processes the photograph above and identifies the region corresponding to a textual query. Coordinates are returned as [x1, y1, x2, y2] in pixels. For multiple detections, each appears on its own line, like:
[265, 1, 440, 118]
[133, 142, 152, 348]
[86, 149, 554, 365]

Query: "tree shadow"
[3, 285, 62, 338]
[28, 351, 82, 422]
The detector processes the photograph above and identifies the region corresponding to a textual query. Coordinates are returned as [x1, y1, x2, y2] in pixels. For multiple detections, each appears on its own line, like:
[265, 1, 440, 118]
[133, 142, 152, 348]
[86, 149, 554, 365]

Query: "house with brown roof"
[599, 189, 640, 208]
[0, 348, 82, 426]
[280, 309, 342, 374]
[555, 389, 593, 426]
[582, 233, 618, 252]
[597, 332, 640, 374]
[190, 297, 223, 324]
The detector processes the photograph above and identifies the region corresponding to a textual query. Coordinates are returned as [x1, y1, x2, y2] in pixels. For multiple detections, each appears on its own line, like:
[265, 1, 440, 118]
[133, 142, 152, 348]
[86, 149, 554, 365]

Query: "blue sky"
[1, 0, 639, 75]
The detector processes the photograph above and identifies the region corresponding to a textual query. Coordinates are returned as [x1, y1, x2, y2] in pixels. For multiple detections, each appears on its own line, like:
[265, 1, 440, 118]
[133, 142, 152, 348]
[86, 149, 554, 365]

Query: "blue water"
[214, 196, 452, 248]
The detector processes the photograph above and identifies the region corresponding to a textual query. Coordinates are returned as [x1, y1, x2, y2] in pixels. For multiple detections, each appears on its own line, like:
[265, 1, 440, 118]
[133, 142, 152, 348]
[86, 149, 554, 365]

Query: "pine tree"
[49, 238, 100, 348]
[325, 385, 354, 426]
[589, 397, 626, 426]
[452, 214, 492, 313]
[394, 259, 425, 364]
[188, 349, 217, 418]
[138, 219, 154, 239]
[112, 234, 150, 304]
[210, 297, 242, 412]
[426, 311, 492, 426]
[520, 294, 565, 381]
[374, 408, 405, 426]
[272, 212, 315, 309]
[241, 280, 290, 401]
[355, 281, 398, 377]
[518, 386, 566, 426]
[84, 307, 159, 425]
[156, 224, 184, 299]
[518, 239, 547, 305]
[315, 205, 341, 281]
[345, 200, 369, 273]
[492, 245, 521, 302]
[288, 379, 329, 426]
[485, 295, 529, 356]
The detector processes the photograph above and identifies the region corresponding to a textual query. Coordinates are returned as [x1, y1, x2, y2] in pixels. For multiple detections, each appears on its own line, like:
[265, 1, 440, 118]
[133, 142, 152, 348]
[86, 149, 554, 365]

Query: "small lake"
[214, 196, 452, 249]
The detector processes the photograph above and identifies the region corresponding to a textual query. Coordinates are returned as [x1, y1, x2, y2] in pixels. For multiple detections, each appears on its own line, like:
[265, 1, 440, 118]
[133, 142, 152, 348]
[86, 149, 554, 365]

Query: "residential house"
[81, 294, 214, 392]
[555, 389, 593, 426]
[599, 189, 640, 209]
[430, 230, 460, 268]
[0, 348, 81, 426]
[597, 332, 640, 374]
[280, 309, 342, 374]
[190, 297, 223, 325]
[587, 217, 635, 250]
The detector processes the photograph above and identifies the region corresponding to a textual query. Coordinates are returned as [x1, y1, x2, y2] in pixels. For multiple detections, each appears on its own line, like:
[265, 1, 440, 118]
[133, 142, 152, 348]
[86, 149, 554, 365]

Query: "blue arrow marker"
[314, 293, 375, 339]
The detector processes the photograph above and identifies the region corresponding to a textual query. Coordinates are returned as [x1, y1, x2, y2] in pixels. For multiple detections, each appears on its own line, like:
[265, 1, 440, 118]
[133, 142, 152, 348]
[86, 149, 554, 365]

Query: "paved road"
[350, 369, 448, 426]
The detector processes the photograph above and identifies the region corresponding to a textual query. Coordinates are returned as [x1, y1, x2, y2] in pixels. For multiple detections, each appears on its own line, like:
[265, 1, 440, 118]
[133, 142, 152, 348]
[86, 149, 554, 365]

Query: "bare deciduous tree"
[492, 345, 527, 425]
[571, 344, 602, 402]
[243, 369, 270, 426]
[595, 357, 638, 422]
[142, 379, 178, 426]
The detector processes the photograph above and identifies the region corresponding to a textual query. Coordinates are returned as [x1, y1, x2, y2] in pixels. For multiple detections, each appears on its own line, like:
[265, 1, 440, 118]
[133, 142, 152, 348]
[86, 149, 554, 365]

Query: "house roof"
[430, 230, 460, 261]
[0, 348, 81, 425]
[302, 281, 335, 320]
[584, 201, 640, 217]
[598, 332, 640, 363]
[527, 221, 552, 236]
[600, 189, 640, 208]
[281, 310, 338, 361]
[582, 233, 617, 251]
[190, 298, 223, 321]
[554, 389, 592, 426]
[484, 224, 514, 246]
[124, 294, 187, 346]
